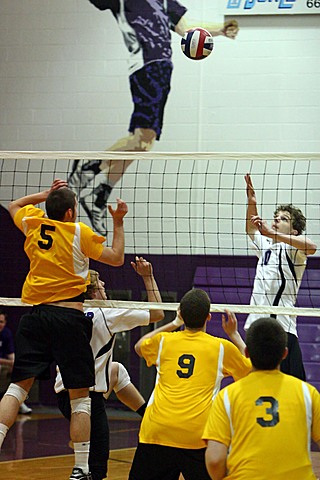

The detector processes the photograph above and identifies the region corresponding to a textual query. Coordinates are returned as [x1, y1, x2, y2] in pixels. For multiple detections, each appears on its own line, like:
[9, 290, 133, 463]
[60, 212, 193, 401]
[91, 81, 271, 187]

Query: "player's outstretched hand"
[250, 215, 275, 237]
[245, 173, 257, 203]
[222, 19, 239, 39]
[131, 256, 153, 277]
[222, 309, 238, 337]
[50, 179, 68, 192]
[108, 198, 128, 220]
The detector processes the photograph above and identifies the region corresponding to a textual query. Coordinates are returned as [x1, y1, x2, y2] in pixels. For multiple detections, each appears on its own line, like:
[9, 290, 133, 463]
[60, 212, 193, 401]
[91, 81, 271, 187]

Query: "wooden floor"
[0, 448, 135, 480]
[0, 408, 320, 479]
[1, 449, 320, 479]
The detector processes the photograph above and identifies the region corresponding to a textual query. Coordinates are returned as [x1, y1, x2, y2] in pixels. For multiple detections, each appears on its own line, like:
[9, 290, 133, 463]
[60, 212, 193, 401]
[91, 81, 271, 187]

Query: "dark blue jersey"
[89, 0, 187, 73]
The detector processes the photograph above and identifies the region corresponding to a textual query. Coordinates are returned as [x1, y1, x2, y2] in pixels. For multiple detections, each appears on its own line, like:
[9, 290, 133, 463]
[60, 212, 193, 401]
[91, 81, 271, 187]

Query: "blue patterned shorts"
[129, 60, 173, 140]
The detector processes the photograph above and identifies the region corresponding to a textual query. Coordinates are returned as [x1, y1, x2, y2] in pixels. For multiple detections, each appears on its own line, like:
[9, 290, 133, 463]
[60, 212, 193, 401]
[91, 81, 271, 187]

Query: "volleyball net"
[0, 151, 319, 318]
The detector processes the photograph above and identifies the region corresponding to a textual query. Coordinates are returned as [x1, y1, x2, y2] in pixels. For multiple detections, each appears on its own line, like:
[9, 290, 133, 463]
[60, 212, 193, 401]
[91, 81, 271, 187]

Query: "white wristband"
[172, 316, 184, 327]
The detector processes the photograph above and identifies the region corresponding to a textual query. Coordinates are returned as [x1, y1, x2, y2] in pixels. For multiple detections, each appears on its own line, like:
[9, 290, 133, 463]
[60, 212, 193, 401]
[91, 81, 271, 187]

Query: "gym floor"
[0, 406, 320, 480]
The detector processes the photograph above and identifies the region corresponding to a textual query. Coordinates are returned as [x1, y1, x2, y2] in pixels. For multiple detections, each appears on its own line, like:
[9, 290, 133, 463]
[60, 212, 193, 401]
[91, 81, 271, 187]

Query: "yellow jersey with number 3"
[14, 205, 105, 304]
[203, 370, 320, 479]
[139, 329, 252, 449]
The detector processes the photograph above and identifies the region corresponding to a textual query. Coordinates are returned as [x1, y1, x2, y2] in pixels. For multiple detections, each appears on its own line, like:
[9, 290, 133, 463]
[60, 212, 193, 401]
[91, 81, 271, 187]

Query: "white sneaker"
[19, 402, 32, 414]
[80, 183, 113, 237]
[68, 160, 102, 195]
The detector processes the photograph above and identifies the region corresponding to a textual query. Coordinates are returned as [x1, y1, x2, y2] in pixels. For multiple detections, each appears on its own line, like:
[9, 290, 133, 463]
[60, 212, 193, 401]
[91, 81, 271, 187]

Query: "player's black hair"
[46, 188, 76, 221]
[179, 288, 210, 329]
[274, 204, 306, 235]
[245, 318, 287, 370]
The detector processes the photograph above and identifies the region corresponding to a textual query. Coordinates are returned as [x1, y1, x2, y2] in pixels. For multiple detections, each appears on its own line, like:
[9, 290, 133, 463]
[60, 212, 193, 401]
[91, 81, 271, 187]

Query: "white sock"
[73, 441, 90, 474]
[0, 423, 9, 449]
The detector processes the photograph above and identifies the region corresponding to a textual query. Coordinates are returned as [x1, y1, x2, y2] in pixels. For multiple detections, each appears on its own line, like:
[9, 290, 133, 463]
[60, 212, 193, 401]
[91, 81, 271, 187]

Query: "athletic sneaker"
[69, 467, 93, 480]
[68, 160, 102, 195]
[80, 183, 113, 237]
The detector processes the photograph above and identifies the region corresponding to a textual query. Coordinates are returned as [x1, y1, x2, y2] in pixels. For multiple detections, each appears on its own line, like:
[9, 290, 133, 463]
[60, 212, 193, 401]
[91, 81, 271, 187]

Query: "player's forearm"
[184, 20, 224, 37]
[246, 203, 258, 236]
[205, 443, 227, 480]
[143, 276, 162, 303]
[206, 462, 226, 480]
[228, 331, 246, 356]
[99, 220, 125, 266]
[175, 16, 223, 37]
[143, 276, 164, 323]
[266, 233, 317, 255]
[135, 321, 178, 356]
[8, 190, 49, 219]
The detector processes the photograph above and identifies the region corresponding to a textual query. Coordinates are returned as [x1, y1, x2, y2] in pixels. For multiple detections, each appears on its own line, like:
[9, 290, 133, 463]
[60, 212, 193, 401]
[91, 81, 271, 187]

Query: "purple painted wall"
[1, 205, 319, 404]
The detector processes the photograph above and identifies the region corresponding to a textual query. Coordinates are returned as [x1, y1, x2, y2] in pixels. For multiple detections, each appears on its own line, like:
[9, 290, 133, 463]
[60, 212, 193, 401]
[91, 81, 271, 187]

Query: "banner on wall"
[222, 0, 320, 14]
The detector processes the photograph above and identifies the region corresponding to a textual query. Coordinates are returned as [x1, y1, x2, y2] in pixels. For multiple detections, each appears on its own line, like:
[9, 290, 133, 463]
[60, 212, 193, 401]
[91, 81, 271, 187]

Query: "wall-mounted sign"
[222, 0, 320, 14]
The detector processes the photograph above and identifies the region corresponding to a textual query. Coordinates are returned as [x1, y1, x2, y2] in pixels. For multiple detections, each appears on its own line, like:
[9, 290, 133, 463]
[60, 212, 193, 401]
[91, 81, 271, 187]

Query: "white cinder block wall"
[0, 0, 319, 152]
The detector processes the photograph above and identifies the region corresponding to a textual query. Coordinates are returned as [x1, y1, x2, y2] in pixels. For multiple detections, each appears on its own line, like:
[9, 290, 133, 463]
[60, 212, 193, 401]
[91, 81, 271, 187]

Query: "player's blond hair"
[85, 269, 100, 300]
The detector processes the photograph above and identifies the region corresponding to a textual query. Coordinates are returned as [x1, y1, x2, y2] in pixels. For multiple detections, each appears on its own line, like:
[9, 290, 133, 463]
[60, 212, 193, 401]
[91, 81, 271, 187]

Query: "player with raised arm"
[68, 0, 239, 235]
[203, 317, 320, 480]
[55, 257, 164, 480]
[0, 179, 127, 480]
[244, 173, 317, 380]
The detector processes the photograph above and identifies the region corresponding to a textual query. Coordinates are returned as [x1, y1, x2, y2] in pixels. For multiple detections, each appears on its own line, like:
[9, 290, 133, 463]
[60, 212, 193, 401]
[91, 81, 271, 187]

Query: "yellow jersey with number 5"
[14, 205, 105, 304]
[203, 370, 320, 479]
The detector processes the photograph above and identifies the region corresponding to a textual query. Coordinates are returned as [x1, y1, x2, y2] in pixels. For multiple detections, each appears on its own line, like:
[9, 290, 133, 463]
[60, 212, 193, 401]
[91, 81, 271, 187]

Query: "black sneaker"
[69, 467, 93, 480]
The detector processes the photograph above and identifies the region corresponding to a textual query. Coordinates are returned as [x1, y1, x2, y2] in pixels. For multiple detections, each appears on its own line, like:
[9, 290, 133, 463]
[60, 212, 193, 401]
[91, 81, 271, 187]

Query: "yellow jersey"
[203, 370, 320, 479]
[139, 329, 251, 449]
[14, 205, 105, 304]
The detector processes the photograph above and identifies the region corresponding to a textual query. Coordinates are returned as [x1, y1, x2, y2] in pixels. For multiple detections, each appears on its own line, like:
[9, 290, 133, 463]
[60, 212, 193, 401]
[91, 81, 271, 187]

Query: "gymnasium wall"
[1, 1, 319, 405]
[0, 0, 319, 152]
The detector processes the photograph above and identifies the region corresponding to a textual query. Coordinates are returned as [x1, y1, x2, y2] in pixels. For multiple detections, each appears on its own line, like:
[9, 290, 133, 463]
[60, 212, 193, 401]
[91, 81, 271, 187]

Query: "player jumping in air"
[69, 0, 239, 235]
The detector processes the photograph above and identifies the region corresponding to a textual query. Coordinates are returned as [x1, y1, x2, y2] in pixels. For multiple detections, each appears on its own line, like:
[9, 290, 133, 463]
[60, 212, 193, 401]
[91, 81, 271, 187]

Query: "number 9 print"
[176, 354, 195, 379]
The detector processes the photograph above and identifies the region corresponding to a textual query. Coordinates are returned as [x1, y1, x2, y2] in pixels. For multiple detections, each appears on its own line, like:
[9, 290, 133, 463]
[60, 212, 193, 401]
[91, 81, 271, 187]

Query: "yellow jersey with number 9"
[139, 329, 252, 449]
[14, 205, 105, 304]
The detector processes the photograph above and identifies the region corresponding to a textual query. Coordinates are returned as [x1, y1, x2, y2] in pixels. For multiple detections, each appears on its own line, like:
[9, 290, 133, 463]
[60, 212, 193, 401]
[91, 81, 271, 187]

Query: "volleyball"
[181, 28, 214, 61]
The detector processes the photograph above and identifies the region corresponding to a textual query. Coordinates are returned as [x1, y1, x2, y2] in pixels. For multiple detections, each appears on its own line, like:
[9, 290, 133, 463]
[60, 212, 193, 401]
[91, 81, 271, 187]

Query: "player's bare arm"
[205, 441, 228, 480]
[131, 256, 164, 323]
[8, 179, 68, 219]
[222, 310, 246, 356]
[251, 216, 317, 255]
[98, 198, 128, 266]
[134, 314, 182, 357]
[175, 15, 239, 40]
[245, 174, 259, 239]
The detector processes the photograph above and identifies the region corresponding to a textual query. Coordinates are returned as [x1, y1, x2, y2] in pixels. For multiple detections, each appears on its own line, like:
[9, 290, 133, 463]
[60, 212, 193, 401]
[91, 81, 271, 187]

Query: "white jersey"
[54, 307, 149, 393]
[244, 232, 307, 336]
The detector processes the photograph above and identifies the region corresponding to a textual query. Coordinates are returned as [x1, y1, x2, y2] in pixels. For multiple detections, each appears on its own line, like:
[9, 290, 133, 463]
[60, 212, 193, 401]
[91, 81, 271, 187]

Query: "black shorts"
[280, 332, 306, 380]
[12, 305, 95, 389]
[129, 443, 211, 480]
[129, 60, 173, 140]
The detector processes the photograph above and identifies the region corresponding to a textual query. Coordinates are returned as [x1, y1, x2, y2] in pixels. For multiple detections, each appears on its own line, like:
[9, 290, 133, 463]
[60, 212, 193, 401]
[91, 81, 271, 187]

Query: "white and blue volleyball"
[181, 27, 214, 61]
